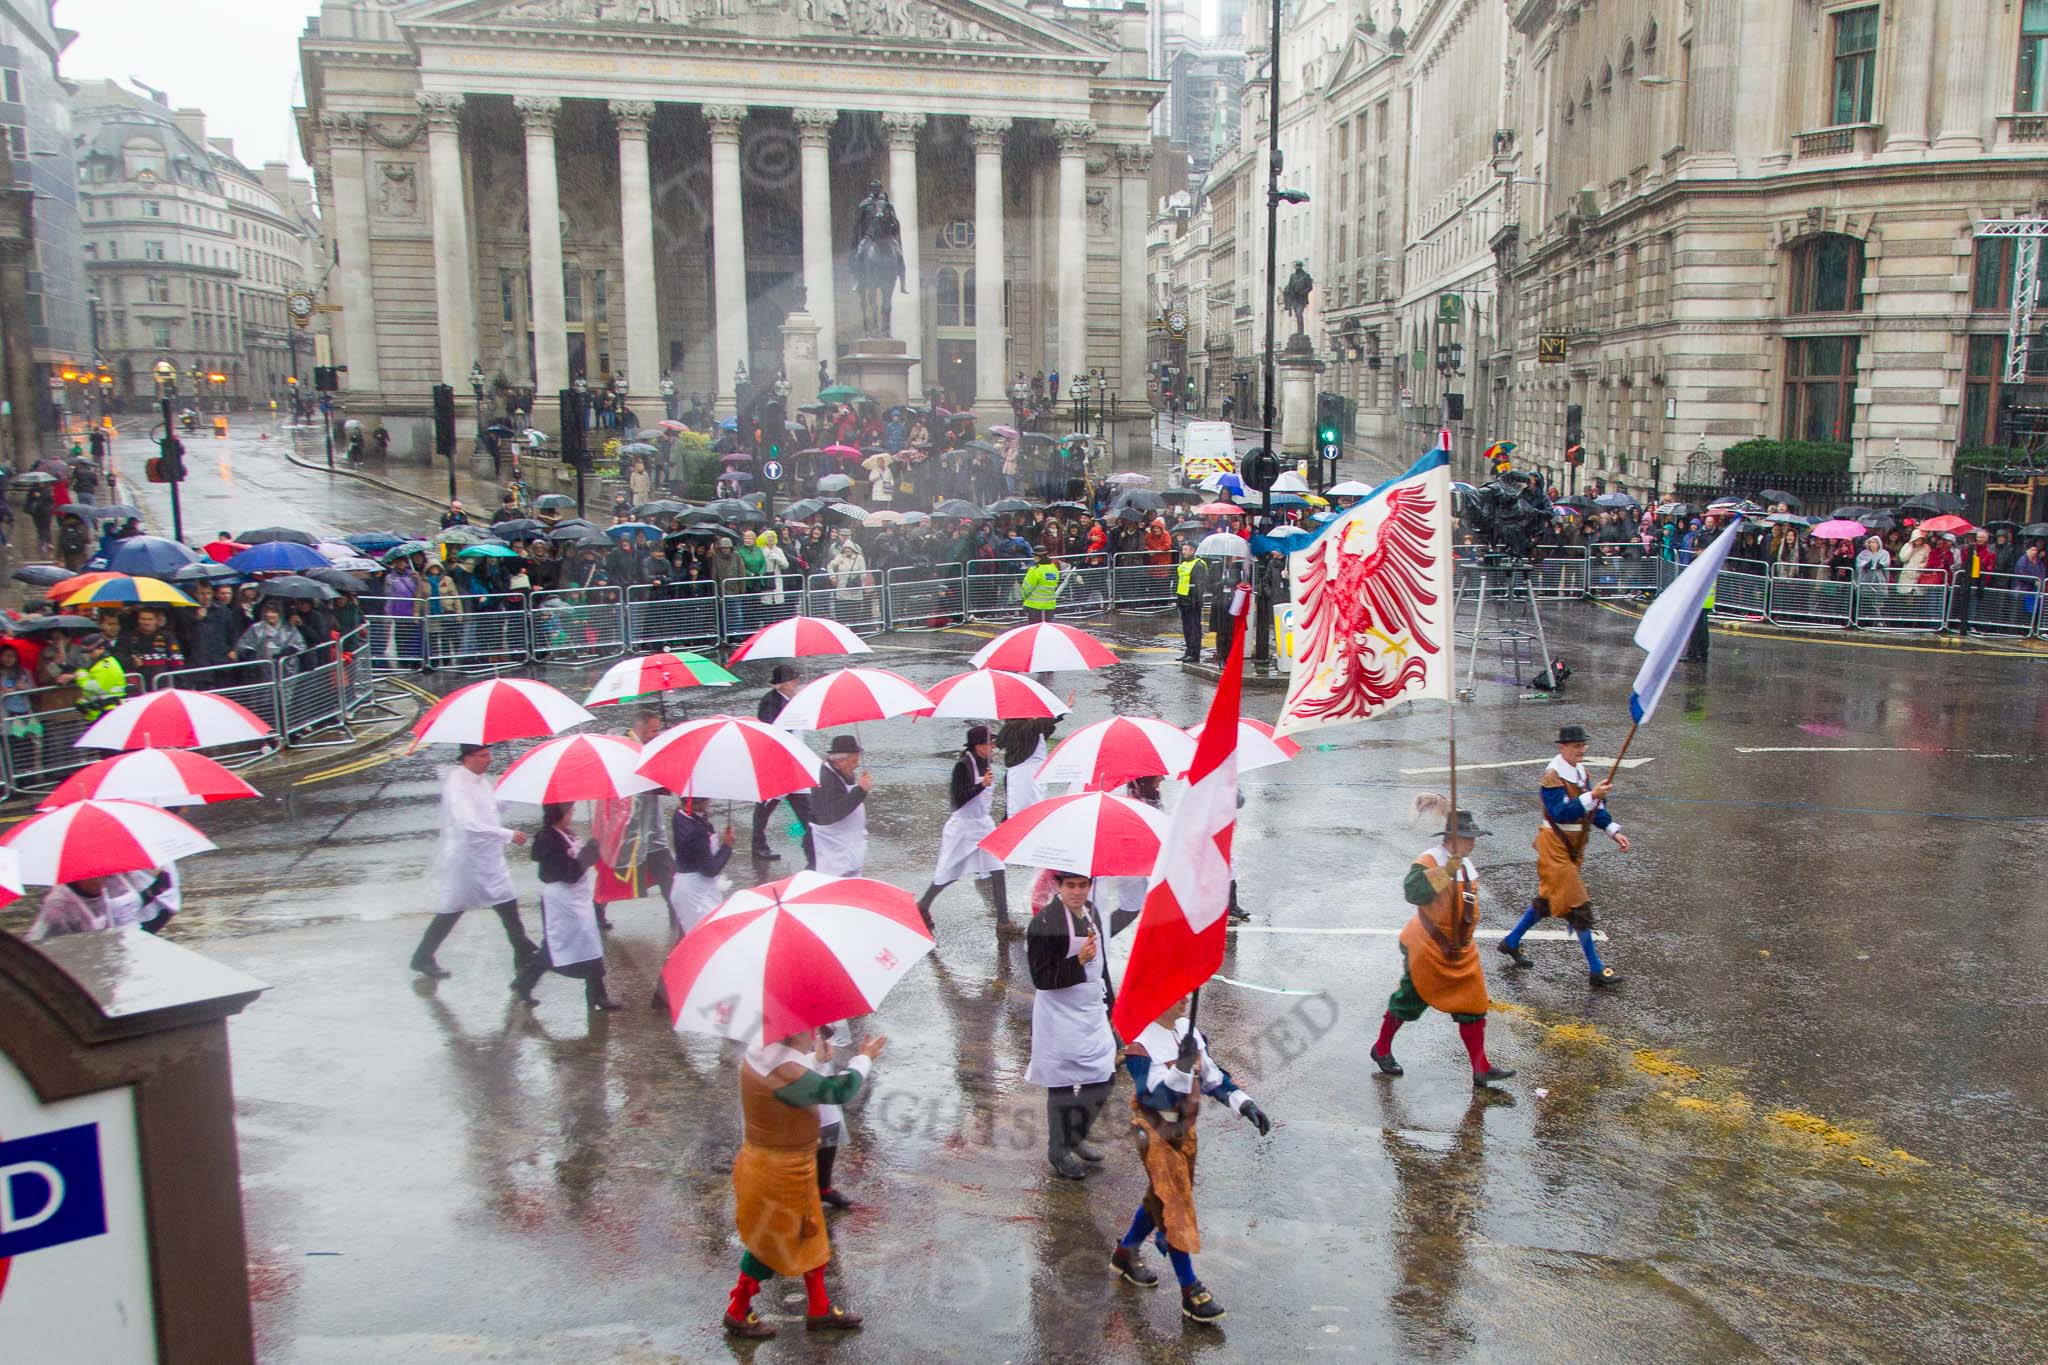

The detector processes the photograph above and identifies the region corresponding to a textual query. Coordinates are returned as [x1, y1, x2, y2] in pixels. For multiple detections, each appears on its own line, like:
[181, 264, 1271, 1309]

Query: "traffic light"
[432, 384, 457, 457]
[1565, 443, 1585, 467]
[558, 386, 586, 468]
[314, 366, 340, 392]
[1564, 401, 1583, 447]
[154, 433, 187, 483]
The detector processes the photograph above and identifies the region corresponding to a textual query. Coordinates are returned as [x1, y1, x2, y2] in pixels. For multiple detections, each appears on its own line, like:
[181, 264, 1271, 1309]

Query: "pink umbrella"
[1036, 716, 1197, 789]
[411, 678, 593, 748]
[637, 715, 822, 802]
[40, 748, 260, 810]
[496, 734, 657, 804]
[917, 670, 1070, 720]
[657, 420, 686, 433]
[969, 622, 1119, 672]
[1184, 717, 1302, 774]
[1919, 514, 1974, 536]
[661, 871, 933, 1043]
[1193, 502, 1246, 517]
[979, 791, 1167, 876]
[1809, 519, 1867, 540]
[2, 798, 215, 885]
[77, 688, 273, 751]
[990, 425, 1020, 439]
[726, 615, 874, 664]
[773, 667, 932, 730]
[820, 443, 862, 460]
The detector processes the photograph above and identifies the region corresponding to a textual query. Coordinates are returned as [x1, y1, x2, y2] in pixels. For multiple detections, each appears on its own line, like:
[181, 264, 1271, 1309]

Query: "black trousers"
[414, 901, 535, 964]
[1045, 1079, 1113, 1164]
[1177, 598, 1203, 659]
[1684, 607, 1711, 661]
[754, 793, 816, 861]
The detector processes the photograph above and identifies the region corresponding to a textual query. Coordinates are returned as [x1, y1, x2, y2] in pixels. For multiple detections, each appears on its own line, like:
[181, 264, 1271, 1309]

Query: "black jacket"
[756, 686, 790, 725]
[534, 826, 600, 884]
[673, 807, 733, 877]
[809, 764, 865, 825]
[948, 751, 990, 810]
[1027, 901, 1102, 993]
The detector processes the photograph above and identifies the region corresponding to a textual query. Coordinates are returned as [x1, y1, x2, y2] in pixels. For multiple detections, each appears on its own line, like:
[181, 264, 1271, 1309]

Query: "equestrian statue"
[851, 180, 908, 337]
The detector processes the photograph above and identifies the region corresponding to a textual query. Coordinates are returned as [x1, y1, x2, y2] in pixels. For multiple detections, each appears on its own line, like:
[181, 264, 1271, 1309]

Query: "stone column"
[882, 112, 927, 394]
[320, 113, 381, 391]
[1117, 143, 1151, 418]
[1883, 3, 1933, 151]
[1054, 119, 1093, 391]
[794, 109, 839, 373]
[1933, 0, 1988, 152]
[611, 99, 661, 400]
[705, 103, 750, 409]
[517, 96, 568, 401]
[419, 93, 475, 390]
[969, 116, 1010, 413]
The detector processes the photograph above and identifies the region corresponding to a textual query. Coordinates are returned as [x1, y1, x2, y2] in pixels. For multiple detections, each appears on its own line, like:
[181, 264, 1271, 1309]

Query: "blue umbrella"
[345, 532, 405, 554]
[107, 535, 203, 577]
[605, 522, 664, 539]
[227, 540, 328, 573]
[717, 416, 738, 431]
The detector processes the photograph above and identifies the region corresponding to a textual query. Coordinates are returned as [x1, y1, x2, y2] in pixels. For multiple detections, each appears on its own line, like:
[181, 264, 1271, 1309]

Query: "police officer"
[72, 632, 128, 719]
[1174, 542, 1209, 663]
[1021, 547, 1061, 623]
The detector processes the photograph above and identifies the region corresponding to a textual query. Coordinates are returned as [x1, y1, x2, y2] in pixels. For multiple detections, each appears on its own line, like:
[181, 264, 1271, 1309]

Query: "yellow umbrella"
[61, 575, 199, 609]
[1303, 493, 1330, 508]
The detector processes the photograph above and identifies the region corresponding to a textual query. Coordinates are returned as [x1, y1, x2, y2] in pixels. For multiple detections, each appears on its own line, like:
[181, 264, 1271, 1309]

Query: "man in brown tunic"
[1370, 810, 1516, 1088]
[1497, 723, 1632, 988]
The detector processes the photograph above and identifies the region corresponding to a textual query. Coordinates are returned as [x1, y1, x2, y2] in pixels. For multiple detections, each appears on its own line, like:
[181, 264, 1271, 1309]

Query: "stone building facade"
[1, 0, 89, 438]
[296, 0, 1163, 451]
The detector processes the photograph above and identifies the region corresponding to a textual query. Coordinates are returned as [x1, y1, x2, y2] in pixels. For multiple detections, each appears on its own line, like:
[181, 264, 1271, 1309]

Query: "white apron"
[811, 798, 868, 877]
[931, 773, 1002, 884]
[669, 871, 725, 935]
[1025, 903, 1117, 1087]
[1005, 737, 1048, 817]
[540, 835, 604, 968]
[436, 766, 518, 913]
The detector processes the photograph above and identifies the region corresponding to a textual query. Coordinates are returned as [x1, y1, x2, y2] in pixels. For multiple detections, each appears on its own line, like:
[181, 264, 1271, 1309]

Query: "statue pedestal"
[780, 309, 822, 412]
[836, 337, 919, 408]
[1278, 335, 1322, 462]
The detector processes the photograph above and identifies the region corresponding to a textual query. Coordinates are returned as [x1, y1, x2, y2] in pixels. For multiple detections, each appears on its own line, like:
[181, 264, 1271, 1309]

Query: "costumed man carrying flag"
[1106, 577, 1273, 1325]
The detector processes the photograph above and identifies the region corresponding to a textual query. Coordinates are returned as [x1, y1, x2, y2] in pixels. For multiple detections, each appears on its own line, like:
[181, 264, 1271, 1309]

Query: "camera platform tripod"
[1455, 553, 1558, 698]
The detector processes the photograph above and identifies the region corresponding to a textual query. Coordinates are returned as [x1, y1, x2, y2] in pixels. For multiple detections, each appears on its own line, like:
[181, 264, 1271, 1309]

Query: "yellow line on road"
[1591, 599, 2048, 659]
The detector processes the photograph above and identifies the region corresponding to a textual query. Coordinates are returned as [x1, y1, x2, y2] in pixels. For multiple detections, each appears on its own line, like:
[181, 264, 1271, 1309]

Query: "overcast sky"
[56, 0, 319, 171]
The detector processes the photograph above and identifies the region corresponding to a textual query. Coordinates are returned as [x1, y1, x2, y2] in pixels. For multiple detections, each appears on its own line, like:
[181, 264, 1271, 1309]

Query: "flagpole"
[1604, 719, 1640, 786]
[1446, 440, 1458, 826]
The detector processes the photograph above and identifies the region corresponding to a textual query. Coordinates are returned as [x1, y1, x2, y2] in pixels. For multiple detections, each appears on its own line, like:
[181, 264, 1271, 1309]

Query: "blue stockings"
[1120, 1206, 1197, 1287]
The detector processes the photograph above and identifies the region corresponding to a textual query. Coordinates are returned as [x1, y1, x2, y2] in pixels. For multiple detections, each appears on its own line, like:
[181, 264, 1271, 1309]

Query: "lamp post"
[468, 361, 487, 440]
[151, 359, 185, 542]
[1070, 375, 1089, 441]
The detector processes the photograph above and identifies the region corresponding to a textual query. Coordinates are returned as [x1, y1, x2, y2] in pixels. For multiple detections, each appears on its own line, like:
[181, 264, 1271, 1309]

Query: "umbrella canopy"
[605, 522, 665, 540]
[1159, 487, 1205, 505]
[1918, 513, 1974, 535]
[78, 503, 144, 523]
[12, 470, 55, 485]
[314, 540, 360, 563]
[657, 419, 687, 432]
[1, 799, 212, 886]
[1268, 470, 1311, 493]
[412, 678, 593, 747]
[1830, 506, 1878, 521]
[660, 871, 932, 1043]
[820, 503, 870, 526]
[1197, 531, 1252, 559]
[1756, 488, 1804, 510]
[816, 473, 855, 493]
[933, 498, 987, 520]
[534, 493, 578, 511]
[584, 651, 738, 706]
[1105, 472, 1153, 487]
[2021, 522, 2048, 539]
[258, 574, 337, 601]
[381, 540, 432, 564]
[917, 670, 1069, 720]
[1199, 472, 1248, 496]
[1860, 512, 1898, 532]
[496, 734, 657, 804]
[1555, 494, 1597, 510]
[238, 526, 317, 546]
[62, 575, 197, 609]
[986, 497, 1039, 515]
[228, 541, 329, 573]
[1040, 502, 1089, 518]
[345, 532, 405, 554]
[782, 497, 829, 521]
[1897, 491, 1966, 517]
[306, 567, 369, 594]
[970, 622, 1118, 672]
[979, 791, 1168, 876]
[817, 386, 869, 404]
[1809, 519, 1867, 540]
[1109, 489, 1166, 516]
[1193, 501, 1245, 517]
[773, 667, 933, 729]
[452, 543, 519, 560]
[637, 715, 822, 802]
[431, 525, 489, 547]
[11, 614, 100, 635]
[46, 570, 122, 601]
[1184, 717, 1301, 774]
[1037, 716, 1197, 790]
[1763, 511, 1812, 527]
[1593, 492, 1641, 510]
[78, 688, 273, 750]
[635, 500, 692, 518]
[620, 441, 659, 456]
[1324, 480, 1376, 498]
[1019, 431, 1056, 447]
[1656, 502, 1696, 518]
[105, 536, 202, 577]
[864, 510, 907, 526]
[727, 615, 874, 663]
[11, 565, 72, 587]
[40, 748, 259, 810]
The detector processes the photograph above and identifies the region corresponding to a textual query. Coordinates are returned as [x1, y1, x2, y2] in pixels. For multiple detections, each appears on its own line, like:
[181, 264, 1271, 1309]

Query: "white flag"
[1629, 518, 1743, 725]
[1275, 449, 1454, 738]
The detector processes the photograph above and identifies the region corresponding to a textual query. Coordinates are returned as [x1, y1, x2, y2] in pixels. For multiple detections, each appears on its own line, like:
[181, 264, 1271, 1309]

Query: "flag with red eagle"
[1274, 448, 1454, 738]
[1109, 582, 1252, 1040]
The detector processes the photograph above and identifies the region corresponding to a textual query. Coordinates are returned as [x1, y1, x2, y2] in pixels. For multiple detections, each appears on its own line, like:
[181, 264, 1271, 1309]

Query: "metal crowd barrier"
[1764, 564, 1854, 629]
[625, 584, 722, 649]
[716, 576, 803, 642]
[884, 564, 966, 631]
[802, 572, 887, 636]
[0, 672, 144, 793]
[362, 596, 428, 674]
[1709, 557, 1772, 620]
[1052, 554, 1114, 620]
[530, 586, 626, 664]
[1111, 551, 1178, 612]
[1852, 566, 1948, 632]
[1586, 548, 1662, 596]
[1949, 569, 2041, 637]
[964, 557, 1032, 620]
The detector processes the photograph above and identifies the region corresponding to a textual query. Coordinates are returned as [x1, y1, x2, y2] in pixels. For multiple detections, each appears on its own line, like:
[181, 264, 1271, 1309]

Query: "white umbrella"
[1197, 532, 1251, 560]
[1325, 480, 1375, 498]
[1268, 470, 1310, 493]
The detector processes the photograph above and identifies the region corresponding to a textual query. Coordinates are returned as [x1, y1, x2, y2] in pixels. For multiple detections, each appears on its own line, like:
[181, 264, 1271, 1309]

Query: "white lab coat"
[1026, 901, 1117, 1087]
[931, 756, 1002, 884]
[1004, 736, 1049, 817]
[437, 765, 518, 914]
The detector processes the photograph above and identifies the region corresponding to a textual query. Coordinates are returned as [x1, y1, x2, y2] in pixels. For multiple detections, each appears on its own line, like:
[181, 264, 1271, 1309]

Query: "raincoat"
[436, 764, 519, 913]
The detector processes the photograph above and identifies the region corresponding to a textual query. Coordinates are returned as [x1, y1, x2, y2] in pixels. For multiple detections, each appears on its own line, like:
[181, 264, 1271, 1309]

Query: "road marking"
[1231, 926, 1605, 942]
[293, 749, 403, 786]
[1591, 599, 2048, 658]
[1399, 755, 1655, 775]
[1731, 745, 2019, 758]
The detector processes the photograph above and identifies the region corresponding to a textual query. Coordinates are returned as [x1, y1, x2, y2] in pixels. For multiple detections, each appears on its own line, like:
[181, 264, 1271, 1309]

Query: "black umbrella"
[1159, 487, 1205, 504]
[680, 508, 726, 526]
[12, 614, 102, 634]
[260, 574, 337, 601]
[820, 503, 870, 526]
[635, 500, 691, 518]
[987, 497, 1039, 515]
[1018, 432, 1056, 447]
[1042, 501, 1090, 518]
[1111, 489, 1167, 515]
[307, 567, 369, 594]
[1655, 502, 1695, 518]
[958, 440, 999, 455]
[1983, 519, 2020, 534]
[548, 523, 600, 542]
[484, 423, 518, 437]
[1171, 519, 1207, 534]
[1555, 494, 1597, 510]
[726, 505, 768, 526]
[79, 503, 143, 522]
[782, 497, 829, 521]
[705, 499, 753, 522]
[2020, 522, 2048, 539]
[534, 493, 578, 511]
[1757, 488, 1803, 510]
[1897, 490, 1965, 517]
[666, 525, 734, 542]
[564, 529, 612, 548]
[933, 498, 987, 520]
[239, 526, 318, 546]
[1830, 505, 1878, 521]
[170, 562, 241, 586]
[1861, 512, 1898, 532]
[1593, 492, 1640, 510]
[11, 565, 71, 587]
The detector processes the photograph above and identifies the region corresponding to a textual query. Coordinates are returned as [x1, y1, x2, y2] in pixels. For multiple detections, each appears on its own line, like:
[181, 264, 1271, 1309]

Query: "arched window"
[1788, 233, 1865, 314]
[122, 138, 165, 181]
[1644, 18, 1658, 53]
[962, 267, 977, 326]
[1621, 40, 1635, 75]
[1600, 62, 1613, 93]
[1581, 80, 1594, 111]
[936, 267, 961, 327]
[1564, 98, 1576, 125]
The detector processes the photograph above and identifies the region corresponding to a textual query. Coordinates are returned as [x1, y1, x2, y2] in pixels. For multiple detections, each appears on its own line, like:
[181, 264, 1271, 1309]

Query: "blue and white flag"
[1629, 518, 1743, 724]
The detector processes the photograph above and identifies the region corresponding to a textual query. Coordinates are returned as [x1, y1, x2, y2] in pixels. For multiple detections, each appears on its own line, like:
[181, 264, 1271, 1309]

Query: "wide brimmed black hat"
[966, 723, 992, 746]
[770, 663, 799, 683]
[1440, 810, 1491, 839]
[827, 734, 862, 755]
[1556, 723, 1589, 745]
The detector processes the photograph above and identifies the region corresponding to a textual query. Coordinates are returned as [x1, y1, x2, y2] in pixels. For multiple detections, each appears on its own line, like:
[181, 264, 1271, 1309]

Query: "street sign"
[1538, 332, 1568, 364]
[1437, 293, 1464, 325]
[1399, 386, 1414, 406]
[760, 459, 784, 483]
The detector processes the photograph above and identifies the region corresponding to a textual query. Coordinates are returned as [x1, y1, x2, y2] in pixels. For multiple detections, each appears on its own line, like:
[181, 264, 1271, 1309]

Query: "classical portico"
[299, 0, 1162, 443]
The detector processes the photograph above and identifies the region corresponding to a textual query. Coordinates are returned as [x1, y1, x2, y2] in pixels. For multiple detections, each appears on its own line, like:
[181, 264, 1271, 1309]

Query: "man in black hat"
[807, 734, 871, 875]
[1370, 805, 1515, 1088]
[1497, 723, 1631, 988]
[752, 664, 806, 860]
[915, 724, 1008, 934]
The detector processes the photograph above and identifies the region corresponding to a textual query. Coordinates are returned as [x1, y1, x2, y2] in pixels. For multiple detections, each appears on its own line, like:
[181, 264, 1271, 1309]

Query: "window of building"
[2, 124, 22, 158]
[593, 269, 608, 325]
[123, 138, 166, 181]
[1962, 334, 2048, 445]
[563, 263, 583, 323]
[1600, 62, 1613, 94]
[1, 69, 20, 103]
[147, 275, 169, 303]
[963, 268, 977, 325]
[1969, 238, 2048, 309]
[1782, 336, 1859, 442]
[1788, 234, 1864, 313]
[2020, 0, 2048, 113]
[1621, 40, 1635, 76]
[1831, 6, 1879, 124]
[106, 240, 118, 260]
[150, 322, 172, 349]
[936, 267, 961, 327]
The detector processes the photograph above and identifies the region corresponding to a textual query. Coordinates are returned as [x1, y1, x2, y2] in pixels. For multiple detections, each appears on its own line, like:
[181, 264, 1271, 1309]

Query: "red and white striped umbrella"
[40, 748, 260, 810]
[1184, 717, 1302, 774]
[583, 651, 738, 707]
[0, 847, 21, 909]
[496, 734, 656, 804]
[660, 871, 933, 1044]
[1, 798, 216, 885]
[637, 715, 822, 802]
[969, 622, 1118, 673]
[774, 667, 932, 730]
[918, 670, 1070, 720]
[411, 677, 593, 747]
[76, 688, 273, 751]
[1036, 716, 1197, 790]
[980, 791, 1168, 876]
[726, 615, 874, 664]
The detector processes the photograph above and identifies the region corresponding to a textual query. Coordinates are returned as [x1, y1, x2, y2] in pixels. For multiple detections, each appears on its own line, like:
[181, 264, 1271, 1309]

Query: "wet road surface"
[21, 426, 2048, 1361]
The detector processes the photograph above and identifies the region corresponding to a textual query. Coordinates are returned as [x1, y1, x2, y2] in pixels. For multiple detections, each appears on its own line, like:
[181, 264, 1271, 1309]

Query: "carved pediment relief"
[406, 0, 1108, 53]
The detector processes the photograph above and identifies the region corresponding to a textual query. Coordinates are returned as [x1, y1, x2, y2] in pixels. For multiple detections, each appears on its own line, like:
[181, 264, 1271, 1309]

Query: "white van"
[1180, 421, 1239, 485]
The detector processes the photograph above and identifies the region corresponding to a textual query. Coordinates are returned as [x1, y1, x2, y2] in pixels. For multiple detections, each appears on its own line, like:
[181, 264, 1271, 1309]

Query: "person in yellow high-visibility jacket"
[74, 633, 128, 719]
[1021, 548, 1061, 623]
